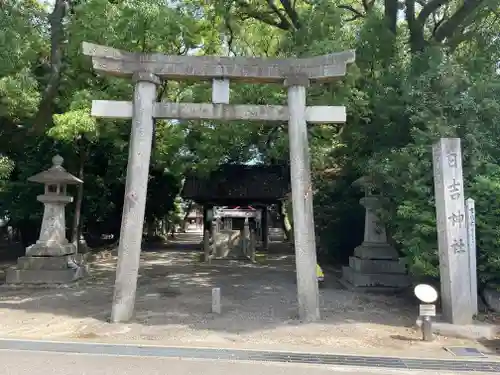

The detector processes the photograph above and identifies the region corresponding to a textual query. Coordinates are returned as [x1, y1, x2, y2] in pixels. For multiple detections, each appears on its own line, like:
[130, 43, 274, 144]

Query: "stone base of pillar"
[6, 249, 88, 285]
[353, 242, 399, 260]
[341, 243, 410, 292]
[340, 266, 410, 292]
[25, 242, 76, 257]
[6, 266, 88, 284]
[348, 256, 407, 274]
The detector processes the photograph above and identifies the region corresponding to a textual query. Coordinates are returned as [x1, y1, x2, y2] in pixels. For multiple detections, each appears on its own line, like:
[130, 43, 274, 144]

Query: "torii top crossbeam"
[82, 42, 355, 84]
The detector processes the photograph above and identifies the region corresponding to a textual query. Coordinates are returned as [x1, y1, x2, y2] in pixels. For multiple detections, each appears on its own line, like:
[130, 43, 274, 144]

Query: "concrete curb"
[415, 317, 497, 340]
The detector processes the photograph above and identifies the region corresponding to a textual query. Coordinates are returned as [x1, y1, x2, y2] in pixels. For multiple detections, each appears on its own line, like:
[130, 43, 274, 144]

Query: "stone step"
[26, 243, 76, 257]
[349, 256, 407, 274]
[6, 265, 88, 284]
[342, 266, 411, 288]
[17, 254, 84, 270]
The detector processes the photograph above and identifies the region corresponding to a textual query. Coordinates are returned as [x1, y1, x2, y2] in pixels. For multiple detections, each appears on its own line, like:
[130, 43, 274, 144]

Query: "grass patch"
[254, 252, 268, 264]
[194, 252, 205, 263]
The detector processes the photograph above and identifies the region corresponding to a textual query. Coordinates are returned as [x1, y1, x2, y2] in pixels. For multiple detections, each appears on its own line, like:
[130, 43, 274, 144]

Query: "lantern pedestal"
[340, 182, 410, 292]
[25, 195, 77, 257]
[6, 261, 87, 284]
[6, 155, 88, 285]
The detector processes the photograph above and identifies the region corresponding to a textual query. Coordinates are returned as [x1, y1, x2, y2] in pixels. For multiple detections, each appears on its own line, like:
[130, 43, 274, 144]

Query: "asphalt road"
[0, 349, 453, 375]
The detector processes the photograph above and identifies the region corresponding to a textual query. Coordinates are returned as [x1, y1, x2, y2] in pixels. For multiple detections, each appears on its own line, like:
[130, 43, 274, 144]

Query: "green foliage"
[2, 0, 500, 289]
[0, 156, 15, 180]
[0, 1, 46, 124]
[0, 70, 40, 120]
[50, 109, 97, 140]
[360, 55, 500, 281]
[469, 167, 500, 286]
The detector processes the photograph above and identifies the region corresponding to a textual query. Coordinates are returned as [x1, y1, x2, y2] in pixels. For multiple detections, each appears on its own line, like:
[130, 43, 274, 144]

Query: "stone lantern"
[340, 176, 410, 291]
[6, 155, 88, 284]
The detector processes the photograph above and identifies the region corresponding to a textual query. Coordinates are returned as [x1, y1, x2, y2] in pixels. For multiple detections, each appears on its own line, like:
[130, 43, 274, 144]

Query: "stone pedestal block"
[353, 242, 399, 260]
[342, 266, 411, 289]
[17, 254, 85, 270]
[342, 249, 410, 292]
[25, 242, 76, 257]
[349, 256, 407, 274]
[6, 265, 88, 284]
[6, 244, 88, 285]
[341, 189, 410, 292]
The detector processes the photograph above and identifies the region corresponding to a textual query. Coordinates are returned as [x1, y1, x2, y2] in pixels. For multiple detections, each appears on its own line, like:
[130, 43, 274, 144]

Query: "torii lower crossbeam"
[91, 100, 346, 123]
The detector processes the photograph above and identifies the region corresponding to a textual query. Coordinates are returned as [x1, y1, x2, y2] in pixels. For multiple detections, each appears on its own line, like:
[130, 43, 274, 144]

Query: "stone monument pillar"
[432, 138, 472, 324]
[6, 155, 87, 284]
[341, 178, 410, 291]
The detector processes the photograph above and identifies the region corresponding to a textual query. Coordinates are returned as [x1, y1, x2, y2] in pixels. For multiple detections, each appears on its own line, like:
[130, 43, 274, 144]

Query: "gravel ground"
[0, 232, 490, 357]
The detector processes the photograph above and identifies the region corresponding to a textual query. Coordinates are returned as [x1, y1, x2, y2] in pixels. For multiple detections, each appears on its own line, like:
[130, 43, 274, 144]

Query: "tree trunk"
[261, 205, 269, 250]
[162, 218, 167, 236]
[405, 0, 427, 53]
[146, 220, 155, 238]
[71, 137, 86, 252]
[384, 0, 398, 35]
[31, 0, 68, 134]
[182, 200, 194, 230]
[433, 0, 485, 43]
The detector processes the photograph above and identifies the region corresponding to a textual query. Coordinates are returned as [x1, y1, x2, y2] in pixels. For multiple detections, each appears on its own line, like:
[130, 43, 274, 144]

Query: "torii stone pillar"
[286, 74, 319, 320]
[111, 72, 160, 322]
[83, 42, 355, 323]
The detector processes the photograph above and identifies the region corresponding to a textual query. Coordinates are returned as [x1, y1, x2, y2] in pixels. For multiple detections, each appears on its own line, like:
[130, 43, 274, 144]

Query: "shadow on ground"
[479, 339, 500, 356]
[0, 231, 481, 353]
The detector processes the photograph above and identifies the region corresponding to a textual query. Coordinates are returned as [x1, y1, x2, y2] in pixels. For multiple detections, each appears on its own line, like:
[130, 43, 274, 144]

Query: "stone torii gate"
[83, 42, 355, 323]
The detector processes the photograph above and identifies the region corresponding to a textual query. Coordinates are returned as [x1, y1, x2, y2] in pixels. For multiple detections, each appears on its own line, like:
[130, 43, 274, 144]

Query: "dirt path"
[0, 231, 493, 358]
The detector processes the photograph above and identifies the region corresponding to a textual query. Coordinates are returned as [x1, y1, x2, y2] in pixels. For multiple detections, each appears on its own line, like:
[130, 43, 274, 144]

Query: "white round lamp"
[414, 284, 438, 303]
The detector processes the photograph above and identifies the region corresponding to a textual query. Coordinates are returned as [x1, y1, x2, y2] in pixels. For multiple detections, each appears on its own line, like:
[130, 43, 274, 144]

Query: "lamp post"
[415, 284, 439, 342]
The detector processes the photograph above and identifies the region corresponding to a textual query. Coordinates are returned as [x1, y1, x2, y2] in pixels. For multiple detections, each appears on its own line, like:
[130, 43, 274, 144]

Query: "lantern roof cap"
[28, 155, 83, 185]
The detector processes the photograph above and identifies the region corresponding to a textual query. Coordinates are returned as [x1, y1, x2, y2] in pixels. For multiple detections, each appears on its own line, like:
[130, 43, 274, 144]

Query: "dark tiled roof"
[181, 164, 290, 203]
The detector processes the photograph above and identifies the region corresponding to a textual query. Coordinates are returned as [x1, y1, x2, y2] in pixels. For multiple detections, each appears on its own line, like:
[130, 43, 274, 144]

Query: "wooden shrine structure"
[182, 164, 290, 250]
